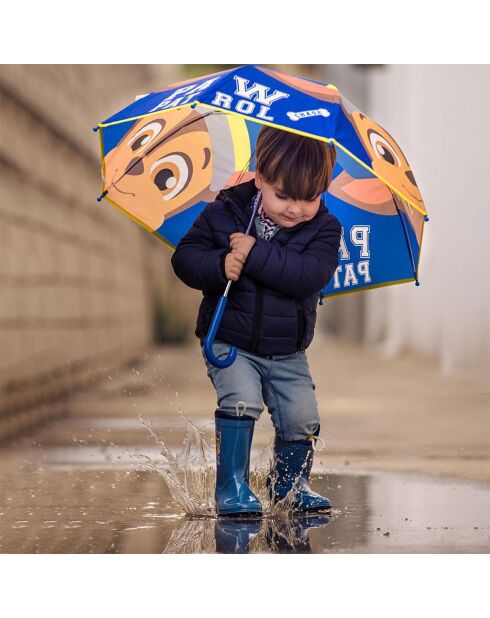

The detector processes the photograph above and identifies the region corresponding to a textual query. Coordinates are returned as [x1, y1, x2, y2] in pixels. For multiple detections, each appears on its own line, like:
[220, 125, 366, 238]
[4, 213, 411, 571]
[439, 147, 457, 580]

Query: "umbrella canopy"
[96, 64, 428, 300]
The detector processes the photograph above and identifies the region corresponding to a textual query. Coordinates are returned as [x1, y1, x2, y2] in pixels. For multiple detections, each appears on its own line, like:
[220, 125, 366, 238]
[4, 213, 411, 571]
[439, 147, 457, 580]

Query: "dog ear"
[329, 171, 394, 215]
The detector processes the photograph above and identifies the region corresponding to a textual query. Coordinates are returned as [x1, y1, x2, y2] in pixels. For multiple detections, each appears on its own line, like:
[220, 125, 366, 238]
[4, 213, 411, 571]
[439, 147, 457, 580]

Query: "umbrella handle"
[203, 296, 237, 368]
[203, 198, 260, 368]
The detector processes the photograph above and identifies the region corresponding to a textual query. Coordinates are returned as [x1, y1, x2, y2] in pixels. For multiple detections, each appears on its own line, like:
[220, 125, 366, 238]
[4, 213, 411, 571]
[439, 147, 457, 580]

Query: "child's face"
[255, 173, 322, 228]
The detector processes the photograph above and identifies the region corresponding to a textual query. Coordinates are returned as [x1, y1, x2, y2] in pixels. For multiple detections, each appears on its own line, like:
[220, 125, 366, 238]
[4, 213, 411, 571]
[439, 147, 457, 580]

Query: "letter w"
[233, 76, 289, 105]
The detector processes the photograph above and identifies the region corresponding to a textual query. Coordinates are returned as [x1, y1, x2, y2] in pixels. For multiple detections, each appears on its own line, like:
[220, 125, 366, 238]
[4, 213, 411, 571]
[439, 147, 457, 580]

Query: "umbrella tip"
[415, 279, 420, 286]
[93, 126, 100, 132]
[97, 190, 108, 202]
[424, 215, 429, 222]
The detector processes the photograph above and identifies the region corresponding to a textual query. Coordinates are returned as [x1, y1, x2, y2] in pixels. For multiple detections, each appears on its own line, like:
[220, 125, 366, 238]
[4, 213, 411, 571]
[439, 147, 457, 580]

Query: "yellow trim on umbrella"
[153, 231, 176, 252]
[98, 100, 427, 217]
[333, 140, 428, 217]
[194, 102, 337, 144]
[96, 97, 428, 290]
[98, 102, 197, 128]
[326, 276, 416, 298]
[195, 103, 428, 217]
[103, 196, 155, 233]
[97, 125, 107, 198]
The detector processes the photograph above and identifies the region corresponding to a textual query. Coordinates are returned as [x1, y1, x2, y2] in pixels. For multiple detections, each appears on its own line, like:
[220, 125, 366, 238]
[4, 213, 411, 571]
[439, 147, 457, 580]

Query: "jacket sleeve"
[170, 206, 229, 296]
[242, 216, 342, 301]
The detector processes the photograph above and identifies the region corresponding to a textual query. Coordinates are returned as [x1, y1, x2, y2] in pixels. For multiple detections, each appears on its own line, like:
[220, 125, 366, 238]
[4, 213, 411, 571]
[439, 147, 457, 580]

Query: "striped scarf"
[250, 189, 283, 240]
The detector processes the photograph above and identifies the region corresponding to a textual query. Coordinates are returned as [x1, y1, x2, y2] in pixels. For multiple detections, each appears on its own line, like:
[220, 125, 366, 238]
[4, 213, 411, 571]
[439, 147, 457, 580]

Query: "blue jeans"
[201, 339, 320, 442]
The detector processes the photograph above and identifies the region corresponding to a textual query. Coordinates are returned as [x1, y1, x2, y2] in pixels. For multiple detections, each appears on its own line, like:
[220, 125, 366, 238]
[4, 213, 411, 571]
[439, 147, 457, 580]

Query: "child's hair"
[255, 125, 337, 201]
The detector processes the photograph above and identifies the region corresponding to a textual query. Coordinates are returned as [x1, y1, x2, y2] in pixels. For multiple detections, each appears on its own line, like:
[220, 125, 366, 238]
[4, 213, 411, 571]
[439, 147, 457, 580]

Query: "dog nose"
[125, 157, 144, 176]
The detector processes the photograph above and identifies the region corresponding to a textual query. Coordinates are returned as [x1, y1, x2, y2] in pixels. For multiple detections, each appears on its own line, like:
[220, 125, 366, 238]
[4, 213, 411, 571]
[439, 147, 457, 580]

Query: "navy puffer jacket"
[171, 179, 341, 356]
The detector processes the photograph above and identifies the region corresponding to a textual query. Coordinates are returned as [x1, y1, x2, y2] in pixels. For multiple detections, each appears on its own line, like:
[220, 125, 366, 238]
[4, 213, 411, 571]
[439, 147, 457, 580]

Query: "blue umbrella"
[95, 64, 428, 367]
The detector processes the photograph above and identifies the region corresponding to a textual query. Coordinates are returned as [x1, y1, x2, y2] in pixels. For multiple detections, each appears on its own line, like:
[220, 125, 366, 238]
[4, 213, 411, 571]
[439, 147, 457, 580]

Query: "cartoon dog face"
[329, 170, 424, 245]
[103, 108, 216, 230]
[349, 112, 425, 213]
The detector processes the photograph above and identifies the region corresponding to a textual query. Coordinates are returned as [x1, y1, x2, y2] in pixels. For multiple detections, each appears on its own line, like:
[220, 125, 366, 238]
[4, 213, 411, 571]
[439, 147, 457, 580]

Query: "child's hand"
[225, 250, 246, 281]
[229, 233, 256, 258]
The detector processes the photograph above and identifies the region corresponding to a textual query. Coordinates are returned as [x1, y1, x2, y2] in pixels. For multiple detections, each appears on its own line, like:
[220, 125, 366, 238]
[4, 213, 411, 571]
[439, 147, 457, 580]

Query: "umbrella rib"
[392, 192, 419, 283]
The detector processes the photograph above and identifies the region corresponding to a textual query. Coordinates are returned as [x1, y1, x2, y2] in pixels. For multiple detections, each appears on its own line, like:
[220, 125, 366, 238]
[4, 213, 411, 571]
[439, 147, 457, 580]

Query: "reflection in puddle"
[163, 514, 331, 554]
[1, 463, 489, 553]
[0, 401, 489, 553]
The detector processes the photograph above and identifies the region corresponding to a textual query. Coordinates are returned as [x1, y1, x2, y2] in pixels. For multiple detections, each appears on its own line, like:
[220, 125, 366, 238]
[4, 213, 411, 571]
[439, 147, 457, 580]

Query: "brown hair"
[255, 125, 336, 201]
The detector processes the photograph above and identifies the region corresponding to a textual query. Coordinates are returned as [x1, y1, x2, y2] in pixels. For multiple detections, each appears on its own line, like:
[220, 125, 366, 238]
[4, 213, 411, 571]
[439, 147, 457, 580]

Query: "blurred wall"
[361, 65, 490, 377]
[0, 65, 185, 440]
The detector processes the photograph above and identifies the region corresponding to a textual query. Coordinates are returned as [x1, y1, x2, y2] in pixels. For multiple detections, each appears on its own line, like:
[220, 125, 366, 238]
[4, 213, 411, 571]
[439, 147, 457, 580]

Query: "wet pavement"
[1, 458, 489, 553]
[1, 338, 489, 553]
[1, 418, 489, 553]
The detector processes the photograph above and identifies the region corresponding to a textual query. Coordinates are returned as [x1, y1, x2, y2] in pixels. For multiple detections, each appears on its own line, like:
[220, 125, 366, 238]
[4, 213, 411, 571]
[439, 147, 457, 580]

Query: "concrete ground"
[59, 329, 486, 483]
[1, 330, 488, 553]
[20, 328, 488, 482]
[145, 331, 488, 482]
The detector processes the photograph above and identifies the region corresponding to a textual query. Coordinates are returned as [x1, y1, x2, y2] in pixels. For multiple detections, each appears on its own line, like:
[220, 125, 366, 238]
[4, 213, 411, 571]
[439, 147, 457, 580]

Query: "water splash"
[138, 402, 216, 517]
[137, 393, 316, 520]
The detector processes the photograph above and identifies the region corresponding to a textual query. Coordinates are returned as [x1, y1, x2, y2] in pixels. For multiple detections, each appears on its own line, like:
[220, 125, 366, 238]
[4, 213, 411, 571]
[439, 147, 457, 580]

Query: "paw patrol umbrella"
[95, 64, 428, 367]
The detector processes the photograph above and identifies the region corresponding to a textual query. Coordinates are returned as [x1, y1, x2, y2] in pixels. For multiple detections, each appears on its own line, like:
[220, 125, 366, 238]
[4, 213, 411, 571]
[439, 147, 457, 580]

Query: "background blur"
[1, 64, 488, 449]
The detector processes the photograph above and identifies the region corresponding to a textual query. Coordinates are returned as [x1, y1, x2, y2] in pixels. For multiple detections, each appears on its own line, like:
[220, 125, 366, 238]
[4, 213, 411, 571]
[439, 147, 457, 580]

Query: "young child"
[171, 126, 341, 517]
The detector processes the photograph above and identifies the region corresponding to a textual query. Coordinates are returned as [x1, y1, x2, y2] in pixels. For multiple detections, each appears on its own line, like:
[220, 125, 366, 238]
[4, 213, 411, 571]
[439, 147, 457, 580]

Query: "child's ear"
[255, 172, 263, 190]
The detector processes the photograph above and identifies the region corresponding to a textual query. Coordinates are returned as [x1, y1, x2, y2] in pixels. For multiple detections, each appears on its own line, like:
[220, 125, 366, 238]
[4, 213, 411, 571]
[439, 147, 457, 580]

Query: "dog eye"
[128, 121, 165, 152]
[131, 134, 150, 151]
[150, 152, 192, 201]
[368, 130, 401, 167]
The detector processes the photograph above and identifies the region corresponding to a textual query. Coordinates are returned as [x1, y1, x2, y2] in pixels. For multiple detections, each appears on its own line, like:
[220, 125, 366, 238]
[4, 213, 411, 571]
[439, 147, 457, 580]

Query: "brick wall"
[0, 65, 194, 440]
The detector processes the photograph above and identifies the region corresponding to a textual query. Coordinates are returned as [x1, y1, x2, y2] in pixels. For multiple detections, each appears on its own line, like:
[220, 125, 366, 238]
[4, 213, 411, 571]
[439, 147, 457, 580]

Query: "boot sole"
[293, 506, 332, 514]
[271, 497, 332, 514]
[217, 511, 263, 519]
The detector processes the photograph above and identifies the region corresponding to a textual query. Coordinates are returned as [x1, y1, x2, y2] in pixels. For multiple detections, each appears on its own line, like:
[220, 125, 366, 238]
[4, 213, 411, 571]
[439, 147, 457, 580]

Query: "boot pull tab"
[307, 434, 326, 451]
[235, 401, 247, 417]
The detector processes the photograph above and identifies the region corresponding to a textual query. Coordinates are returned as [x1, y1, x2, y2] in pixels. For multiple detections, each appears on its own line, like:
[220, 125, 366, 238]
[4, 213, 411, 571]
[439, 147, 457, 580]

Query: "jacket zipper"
[251, 284, 264, 353]
[224, 193, 307, 353]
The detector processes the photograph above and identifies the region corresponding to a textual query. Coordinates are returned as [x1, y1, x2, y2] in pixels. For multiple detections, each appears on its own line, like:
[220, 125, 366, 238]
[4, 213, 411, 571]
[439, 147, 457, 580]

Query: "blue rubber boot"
[215, 519, 262, 553]
[215, 410, 263, 517]
[267, 431, 332, 513]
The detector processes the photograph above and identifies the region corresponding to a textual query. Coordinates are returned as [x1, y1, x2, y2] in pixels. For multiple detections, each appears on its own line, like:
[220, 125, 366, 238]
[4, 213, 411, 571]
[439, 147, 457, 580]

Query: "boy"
[171, 126, 341, 517]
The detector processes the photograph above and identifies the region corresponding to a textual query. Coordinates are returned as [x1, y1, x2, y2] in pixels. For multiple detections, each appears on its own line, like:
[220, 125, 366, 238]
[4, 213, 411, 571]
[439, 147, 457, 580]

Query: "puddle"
[1, 462, 488, 553]
[0, 402, 488, 553]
